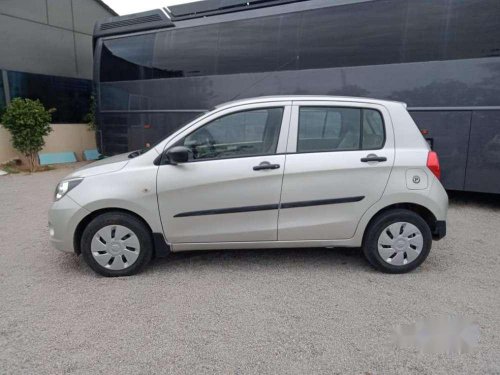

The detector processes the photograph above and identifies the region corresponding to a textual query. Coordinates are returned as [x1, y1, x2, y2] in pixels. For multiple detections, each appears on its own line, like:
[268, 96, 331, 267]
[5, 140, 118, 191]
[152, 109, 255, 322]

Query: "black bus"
[93, 0, 500, 194]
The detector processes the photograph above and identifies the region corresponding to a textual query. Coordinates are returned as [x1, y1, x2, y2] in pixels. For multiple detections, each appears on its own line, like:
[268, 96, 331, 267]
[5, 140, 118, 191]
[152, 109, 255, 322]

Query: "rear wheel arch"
[362, 202, 437, 246]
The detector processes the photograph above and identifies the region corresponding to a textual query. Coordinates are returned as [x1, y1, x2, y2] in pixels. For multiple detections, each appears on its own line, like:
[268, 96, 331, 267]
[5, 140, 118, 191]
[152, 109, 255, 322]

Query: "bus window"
[100, 34, 155, 82]
[153, 25, 219, 78]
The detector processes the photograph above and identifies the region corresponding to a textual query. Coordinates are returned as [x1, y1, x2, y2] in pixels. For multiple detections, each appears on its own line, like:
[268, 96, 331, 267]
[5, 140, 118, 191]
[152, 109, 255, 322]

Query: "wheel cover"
[90, 225, 141, 270]
[377, 222, 423, 266]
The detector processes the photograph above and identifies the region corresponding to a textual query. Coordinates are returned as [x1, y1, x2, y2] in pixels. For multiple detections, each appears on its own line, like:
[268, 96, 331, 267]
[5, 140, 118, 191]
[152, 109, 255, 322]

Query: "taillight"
[427, 151, 441, 180]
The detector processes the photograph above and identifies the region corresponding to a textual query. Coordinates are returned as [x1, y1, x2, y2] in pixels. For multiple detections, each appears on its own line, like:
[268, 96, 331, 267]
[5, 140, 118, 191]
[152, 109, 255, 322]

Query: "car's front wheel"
[81, 212, 153, 277]
[363, 209, 432, 273]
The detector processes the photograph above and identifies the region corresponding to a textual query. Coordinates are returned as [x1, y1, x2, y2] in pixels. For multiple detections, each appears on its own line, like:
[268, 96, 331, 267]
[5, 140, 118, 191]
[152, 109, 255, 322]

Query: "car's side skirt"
[171, 238, 362, 252]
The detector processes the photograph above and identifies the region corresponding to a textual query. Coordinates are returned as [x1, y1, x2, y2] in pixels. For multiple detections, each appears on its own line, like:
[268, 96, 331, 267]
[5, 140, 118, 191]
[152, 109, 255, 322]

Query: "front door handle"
[253, 161, 280, 171]
[360, 154, 387, 163]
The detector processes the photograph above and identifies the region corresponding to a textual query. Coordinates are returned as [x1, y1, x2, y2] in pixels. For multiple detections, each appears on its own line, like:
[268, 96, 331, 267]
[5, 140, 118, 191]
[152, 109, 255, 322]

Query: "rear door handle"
[253, 161, 280, 171]
[360, 154, 387, 163]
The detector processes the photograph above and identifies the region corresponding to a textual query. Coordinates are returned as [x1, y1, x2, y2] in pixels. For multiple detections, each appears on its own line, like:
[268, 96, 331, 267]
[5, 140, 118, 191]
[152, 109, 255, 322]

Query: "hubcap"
[377, 222, 423, 266]
[91, 225, 141, 270]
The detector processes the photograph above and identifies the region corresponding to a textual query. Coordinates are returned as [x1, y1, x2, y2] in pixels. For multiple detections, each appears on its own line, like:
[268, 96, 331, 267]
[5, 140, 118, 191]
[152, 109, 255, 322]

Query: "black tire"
[362, 209, 432, 274]
[81, 212, 153, 277]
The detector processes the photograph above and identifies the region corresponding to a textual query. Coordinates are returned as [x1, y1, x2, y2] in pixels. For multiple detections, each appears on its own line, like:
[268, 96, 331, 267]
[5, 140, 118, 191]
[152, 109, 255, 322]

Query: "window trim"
[292, 105, 386, 155]
[160, 103, 292, 164]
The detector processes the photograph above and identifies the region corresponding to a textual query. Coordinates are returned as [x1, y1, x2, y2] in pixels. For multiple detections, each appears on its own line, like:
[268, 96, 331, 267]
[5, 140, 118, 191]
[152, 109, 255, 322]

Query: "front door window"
[177, 107, 284, 161]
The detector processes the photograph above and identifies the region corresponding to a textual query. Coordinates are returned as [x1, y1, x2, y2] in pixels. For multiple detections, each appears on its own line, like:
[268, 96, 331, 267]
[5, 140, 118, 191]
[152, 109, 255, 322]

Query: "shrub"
[1, 98, 55, 172]
[84, 95, 96, 131]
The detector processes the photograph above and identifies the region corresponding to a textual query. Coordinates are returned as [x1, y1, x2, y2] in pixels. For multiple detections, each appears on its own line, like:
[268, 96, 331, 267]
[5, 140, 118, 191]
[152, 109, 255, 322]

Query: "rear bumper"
[432, 220, 446, 240]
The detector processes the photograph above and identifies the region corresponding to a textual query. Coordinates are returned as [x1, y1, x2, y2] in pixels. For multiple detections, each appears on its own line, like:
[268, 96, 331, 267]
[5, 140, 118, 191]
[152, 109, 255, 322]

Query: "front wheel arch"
[74, 208, 155, 256]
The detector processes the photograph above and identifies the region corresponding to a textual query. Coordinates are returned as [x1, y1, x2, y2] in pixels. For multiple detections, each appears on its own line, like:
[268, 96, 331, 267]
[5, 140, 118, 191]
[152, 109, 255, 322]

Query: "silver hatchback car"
[49, 96, 448, 276]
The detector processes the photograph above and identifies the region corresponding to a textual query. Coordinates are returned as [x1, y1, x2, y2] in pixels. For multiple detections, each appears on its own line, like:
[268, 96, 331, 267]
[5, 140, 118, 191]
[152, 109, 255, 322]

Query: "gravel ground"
[0, 165, 499, 375]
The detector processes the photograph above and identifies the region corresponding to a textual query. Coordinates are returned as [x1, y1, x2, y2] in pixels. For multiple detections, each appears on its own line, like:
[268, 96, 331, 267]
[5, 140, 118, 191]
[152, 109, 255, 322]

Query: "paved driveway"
[0, 166, 499, 374]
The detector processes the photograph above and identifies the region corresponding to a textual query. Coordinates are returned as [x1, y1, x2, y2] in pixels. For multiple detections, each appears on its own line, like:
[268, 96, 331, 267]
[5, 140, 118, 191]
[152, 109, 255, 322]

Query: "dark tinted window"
[153, 25, 218, 78]
[7, 71, 91, 123]
[297, 0, 500, 68]
[98, 0, 500, 83]
[100, 34, 155, 82]
[401, 0, 500, 62]
[178, 107, 283, 161]
[402, 1, 449, 62]
[276, 14, 300, 70]
[297, 107, 384, 152]
[298, 1, 406, 69]
[445, 0, 500, 60]
[0, 73, 5, 114]
[217, 17, 280, 75]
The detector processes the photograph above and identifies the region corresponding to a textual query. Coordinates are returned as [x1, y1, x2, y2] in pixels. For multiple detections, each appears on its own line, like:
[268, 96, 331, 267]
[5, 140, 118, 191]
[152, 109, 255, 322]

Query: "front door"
[157, 103, 291, 244]
[278, 102, 395, 240]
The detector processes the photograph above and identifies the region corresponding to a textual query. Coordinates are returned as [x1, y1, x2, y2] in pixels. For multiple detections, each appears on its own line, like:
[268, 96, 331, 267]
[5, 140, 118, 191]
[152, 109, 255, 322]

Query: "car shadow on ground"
[52, 246, 374, 278]
[146, 246, 371, 275]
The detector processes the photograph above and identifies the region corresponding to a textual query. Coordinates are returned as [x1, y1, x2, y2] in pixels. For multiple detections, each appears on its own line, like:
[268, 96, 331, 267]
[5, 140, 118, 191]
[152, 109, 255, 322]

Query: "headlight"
[54, 178, 83, 201]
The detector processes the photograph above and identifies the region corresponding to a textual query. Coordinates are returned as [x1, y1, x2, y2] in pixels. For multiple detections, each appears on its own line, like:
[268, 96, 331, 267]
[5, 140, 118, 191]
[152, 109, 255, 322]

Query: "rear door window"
[297, 107, 385, 152]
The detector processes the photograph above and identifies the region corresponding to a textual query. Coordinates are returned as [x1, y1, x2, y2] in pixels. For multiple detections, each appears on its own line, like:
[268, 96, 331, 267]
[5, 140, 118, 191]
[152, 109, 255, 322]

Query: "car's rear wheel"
[81, 212, 153, 277]
[363, 209, 432, 273]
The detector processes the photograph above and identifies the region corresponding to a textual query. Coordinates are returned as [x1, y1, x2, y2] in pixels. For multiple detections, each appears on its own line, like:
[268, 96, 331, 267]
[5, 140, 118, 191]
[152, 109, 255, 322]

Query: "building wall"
[0, 0, 114, 80]
[0, 0, 112, 165]
[0, 124, 97, 164]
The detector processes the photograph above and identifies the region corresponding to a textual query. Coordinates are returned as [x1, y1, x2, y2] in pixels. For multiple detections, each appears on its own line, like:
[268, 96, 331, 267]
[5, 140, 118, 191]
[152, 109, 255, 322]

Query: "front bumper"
[48, 195, 90, 253]
[432, 220, 447, 240]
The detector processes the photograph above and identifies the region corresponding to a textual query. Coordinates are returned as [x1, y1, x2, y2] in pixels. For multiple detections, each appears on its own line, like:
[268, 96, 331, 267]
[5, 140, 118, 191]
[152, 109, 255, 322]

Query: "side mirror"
[165, 146, 191, 165]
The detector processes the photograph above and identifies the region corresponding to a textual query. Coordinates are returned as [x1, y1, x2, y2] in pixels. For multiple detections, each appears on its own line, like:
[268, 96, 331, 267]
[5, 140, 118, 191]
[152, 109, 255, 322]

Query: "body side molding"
[174, 204, 279, 218]
[280, 196, 365, 209]
[174, 196, 365, 218]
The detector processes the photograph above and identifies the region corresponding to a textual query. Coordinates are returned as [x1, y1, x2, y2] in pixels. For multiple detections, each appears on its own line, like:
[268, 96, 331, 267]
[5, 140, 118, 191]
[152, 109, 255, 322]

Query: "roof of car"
[216, 95, 407, 109]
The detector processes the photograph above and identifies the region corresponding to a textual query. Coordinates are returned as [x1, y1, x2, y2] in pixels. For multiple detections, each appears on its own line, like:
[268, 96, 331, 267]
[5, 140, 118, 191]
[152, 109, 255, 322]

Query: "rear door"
[278, 101, 395, 240]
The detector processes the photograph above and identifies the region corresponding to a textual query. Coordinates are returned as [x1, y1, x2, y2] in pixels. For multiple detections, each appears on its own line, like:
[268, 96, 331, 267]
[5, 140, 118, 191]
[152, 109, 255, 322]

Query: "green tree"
[1, 98, 55, 172]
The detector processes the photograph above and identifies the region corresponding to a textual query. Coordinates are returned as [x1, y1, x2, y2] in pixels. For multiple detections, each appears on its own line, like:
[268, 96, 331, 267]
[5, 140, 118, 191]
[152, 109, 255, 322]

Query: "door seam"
[276, 105, 293, 240]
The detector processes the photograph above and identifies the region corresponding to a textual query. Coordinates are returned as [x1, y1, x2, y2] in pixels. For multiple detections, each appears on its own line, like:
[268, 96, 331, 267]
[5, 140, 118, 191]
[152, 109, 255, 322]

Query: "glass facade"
[4, 70, 91, 123]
